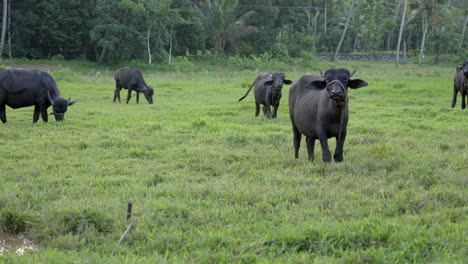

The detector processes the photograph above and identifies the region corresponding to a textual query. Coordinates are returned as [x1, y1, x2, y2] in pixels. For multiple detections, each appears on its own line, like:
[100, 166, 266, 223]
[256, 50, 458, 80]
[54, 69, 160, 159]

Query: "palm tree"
[407, 0, 456, 65]
[458, 15, 468, 49]
[196, 0, 256, 61]
[396, 0, 408, 68]
[333, 0, 356, 61]
[0, 0, 7, 58]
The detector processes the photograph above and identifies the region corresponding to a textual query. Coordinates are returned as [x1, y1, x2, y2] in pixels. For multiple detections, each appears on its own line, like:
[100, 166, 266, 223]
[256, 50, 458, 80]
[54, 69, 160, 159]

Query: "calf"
[238, 72, 292, 118]
[0, 68, 76, 123]
[114, 67, 154, 104]
[452, 60, 468, 109]
[289, 69, 367, 162]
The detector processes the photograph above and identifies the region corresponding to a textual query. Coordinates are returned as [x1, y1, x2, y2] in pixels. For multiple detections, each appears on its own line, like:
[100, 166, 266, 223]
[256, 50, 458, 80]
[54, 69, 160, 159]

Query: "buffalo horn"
[48, 92, 54, 105]
[350, 70, 356, 77]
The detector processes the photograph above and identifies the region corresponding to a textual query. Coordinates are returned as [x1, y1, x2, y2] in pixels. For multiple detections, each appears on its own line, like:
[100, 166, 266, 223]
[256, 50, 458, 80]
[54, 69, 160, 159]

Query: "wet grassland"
[0, 61, 466, 263]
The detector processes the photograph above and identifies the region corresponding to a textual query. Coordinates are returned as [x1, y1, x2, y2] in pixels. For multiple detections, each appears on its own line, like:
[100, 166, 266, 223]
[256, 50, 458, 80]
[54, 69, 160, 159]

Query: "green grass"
[0, 60, 466, 263]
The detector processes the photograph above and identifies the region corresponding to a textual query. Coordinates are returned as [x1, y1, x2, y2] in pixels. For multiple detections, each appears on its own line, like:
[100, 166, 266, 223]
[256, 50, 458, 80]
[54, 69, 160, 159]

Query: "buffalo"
[0, 68, 76, 123]
[114, 67, 154, 104]
[289, 69, 367, 162]
[452, 60, 468, 109]
[239, 72, 292, 118]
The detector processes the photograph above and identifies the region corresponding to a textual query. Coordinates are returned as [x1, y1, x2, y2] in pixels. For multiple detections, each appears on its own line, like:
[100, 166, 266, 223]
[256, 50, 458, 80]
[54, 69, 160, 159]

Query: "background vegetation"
[1, 0, 468, 64]
[0, 58, 466, 263]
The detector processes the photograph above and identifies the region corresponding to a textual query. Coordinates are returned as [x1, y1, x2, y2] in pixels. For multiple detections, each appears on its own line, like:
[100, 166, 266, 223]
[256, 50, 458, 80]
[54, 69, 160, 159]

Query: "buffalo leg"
[114, 83, 122, 103]
[462, 92, 466, 109]
[0, 104, 6, 123]
[306, 137, 315, 161]
[263, 105, 272, 118]
[255, 102, 260, 116]
[272, 103, 279, 119]
[334, 131, 347, 162]
[292, 125, 302, 159]
[318, 134, 332, 162]
[126, 88, 133, 104]
[33, 105, 40, 123]
[39, 107, 48, 123]
[452, 86, 458, 108]
[136, 92, 140, 104]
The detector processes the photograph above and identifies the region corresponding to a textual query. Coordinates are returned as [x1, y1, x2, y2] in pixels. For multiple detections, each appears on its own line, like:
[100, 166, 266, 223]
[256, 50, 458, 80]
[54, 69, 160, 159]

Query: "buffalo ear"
[68, 100, 77, 106]
[284, 79, 292, 85]
[264, 80, 273, 86]
[348, 79, 368, 89]
[310, 80, 327, 89]
[457, 61, 468, 71]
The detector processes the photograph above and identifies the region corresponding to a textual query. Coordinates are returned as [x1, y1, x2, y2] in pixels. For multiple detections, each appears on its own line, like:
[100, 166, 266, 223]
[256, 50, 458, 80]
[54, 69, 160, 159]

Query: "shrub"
[270, 43, 290, 61]
[51, 54, 65, 61]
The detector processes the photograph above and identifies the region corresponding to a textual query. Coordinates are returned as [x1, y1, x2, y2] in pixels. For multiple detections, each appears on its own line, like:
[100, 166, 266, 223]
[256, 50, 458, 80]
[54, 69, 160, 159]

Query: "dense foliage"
[3, 0, 468, 63]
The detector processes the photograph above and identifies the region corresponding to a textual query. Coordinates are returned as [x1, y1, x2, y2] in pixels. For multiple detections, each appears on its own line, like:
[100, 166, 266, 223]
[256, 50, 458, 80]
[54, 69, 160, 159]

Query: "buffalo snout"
[143, 86, 154, 104]
[328, 84, 346, 101]
[54, 113, 65, 121]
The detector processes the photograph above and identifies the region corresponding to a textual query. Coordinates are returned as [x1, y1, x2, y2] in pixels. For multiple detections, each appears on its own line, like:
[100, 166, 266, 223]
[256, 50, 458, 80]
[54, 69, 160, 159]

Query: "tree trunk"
[403, 41, 407, 64]
[458, 15, 468, 49]
[168, 25, 173, 65]
[388, 0, 401, 52]
[419, 17, 428, 66]
[213, 38, 224, 61]
[396, 0, 407, 68]
[333, 0, 356, 61]
[394, 0, 401, 22]
[0, 0, 7, 58]
[324, 0, 327, 35]
[353, 32, 358, 51]
[98, 47, 106, 63]
[7, 0, 10, 60]
[147, 28, 152, 65]
[313, 10, 319, 54]
[305, 1, 311, 35]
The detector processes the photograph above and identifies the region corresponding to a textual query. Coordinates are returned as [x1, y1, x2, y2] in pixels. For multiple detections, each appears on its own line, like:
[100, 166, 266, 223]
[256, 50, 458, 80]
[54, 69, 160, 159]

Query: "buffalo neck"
[48, 87, 62, 105]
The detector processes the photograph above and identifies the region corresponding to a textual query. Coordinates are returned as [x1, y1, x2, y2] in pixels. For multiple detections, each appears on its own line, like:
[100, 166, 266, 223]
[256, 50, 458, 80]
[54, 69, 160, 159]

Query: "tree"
[196, 0, 256, 61]
[458, 15, 468, 49]
[419, 17, 428, 66]
[333, 0, 356, 61]
[395, 0, 407, 67]
[0, 0, 7, 58]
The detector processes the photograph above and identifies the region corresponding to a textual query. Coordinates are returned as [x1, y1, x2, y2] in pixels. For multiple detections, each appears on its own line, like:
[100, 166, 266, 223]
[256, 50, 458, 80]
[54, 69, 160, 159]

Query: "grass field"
[0, 59, 466, 263]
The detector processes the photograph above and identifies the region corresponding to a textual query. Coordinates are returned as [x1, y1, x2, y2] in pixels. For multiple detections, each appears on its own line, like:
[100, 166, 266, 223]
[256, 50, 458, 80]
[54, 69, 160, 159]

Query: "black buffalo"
[114, 67, 154, 104]
[289, 69, 367, 162]
[238, 72, 292, 118]
[452, 60, 468, 109]
[0, 68, 76, 123]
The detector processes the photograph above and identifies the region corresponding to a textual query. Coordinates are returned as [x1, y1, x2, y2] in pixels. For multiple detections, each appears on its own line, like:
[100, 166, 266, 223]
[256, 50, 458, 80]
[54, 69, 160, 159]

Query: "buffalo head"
[143, 86, 154, 104]
[265, 72, 292, 92]
[456, 61, 468, 77]
[52, 97, 76, 121]
[313, 69, 368, 102]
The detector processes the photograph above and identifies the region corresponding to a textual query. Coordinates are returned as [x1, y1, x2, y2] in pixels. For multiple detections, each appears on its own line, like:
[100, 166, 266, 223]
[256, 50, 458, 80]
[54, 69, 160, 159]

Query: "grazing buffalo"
[452, 60, 468, 109]
[289, 69, 367, 162]
[114, 67, 154, 104]
[0, 68, 76, 123]
[238, 72, 292, 118]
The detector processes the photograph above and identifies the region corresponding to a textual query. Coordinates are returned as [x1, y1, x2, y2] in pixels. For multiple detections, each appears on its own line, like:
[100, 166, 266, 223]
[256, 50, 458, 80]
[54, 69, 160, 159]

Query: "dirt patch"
[4, 61, 64, 72]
